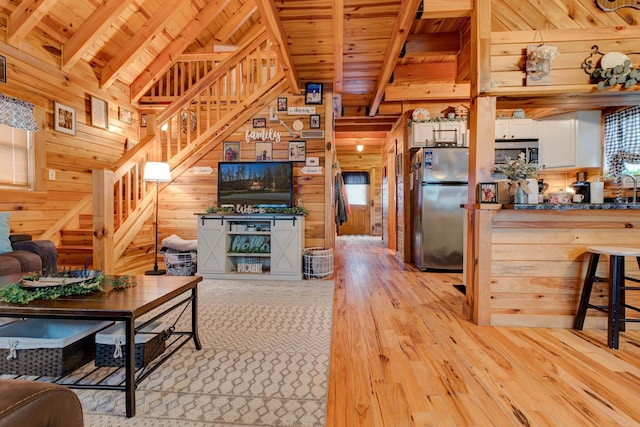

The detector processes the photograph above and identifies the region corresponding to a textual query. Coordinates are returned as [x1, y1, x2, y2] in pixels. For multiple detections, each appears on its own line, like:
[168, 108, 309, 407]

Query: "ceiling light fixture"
[356, 143, 364, 152]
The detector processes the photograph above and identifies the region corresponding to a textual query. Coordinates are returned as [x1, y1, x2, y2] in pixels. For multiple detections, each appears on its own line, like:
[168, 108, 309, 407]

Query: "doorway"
[338, 171, 370, 235]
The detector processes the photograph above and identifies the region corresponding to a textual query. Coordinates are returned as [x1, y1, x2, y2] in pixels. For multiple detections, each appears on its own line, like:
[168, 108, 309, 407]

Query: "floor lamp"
[144, 162, 172, 275]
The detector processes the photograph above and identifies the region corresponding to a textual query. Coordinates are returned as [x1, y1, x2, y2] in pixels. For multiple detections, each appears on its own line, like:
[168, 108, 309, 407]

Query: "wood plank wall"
[490, 209, 640, 328]
[0, 41, 138, 243]
[155, 90, 329, 259]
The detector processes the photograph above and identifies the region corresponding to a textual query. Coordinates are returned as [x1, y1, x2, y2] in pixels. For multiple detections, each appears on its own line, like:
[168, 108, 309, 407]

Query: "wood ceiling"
[0, 0, 637, 154]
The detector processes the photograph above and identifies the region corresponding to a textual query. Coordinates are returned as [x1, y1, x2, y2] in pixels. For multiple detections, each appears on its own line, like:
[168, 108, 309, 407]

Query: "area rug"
[75, 278, 335, 426]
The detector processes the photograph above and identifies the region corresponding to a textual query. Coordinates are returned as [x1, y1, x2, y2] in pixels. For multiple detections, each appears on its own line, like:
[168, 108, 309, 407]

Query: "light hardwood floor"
[326, 236, 640, 426]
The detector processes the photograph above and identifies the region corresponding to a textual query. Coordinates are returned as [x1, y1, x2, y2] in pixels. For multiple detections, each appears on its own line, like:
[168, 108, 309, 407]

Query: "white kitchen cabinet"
[408, 121, 467, 148]
[196, 214, 305, 280]
[495, 119, 539, 139]
[539, 111, 602, 169]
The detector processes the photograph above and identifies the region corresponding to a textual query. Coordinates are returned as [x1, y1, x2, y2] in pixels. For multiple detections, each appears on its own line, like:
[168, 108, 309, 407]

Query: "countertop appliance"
[495, 139, 539, 165]
[410, 147, 468, 271]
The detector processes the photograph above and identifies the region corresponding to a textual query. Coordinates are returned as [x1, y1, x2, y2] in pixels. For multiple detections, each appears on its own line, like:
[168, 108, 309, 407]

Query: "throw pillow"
[0, 212, 12, 254]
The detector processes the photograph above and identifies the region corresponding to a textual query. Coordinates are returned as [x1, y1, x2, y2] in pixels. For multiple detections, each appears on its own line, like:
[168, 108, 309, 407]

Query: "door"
[339, 171, 371, 235]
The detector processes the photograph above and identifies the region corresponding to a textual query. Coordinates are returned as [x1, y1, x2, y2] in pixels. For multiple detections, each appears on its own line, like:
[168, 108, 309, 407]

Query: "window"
[0, 94, 40, 191]
[604, 106, 640, 175]
[343, 171, 369, 206]
[0, 123, 33, 189]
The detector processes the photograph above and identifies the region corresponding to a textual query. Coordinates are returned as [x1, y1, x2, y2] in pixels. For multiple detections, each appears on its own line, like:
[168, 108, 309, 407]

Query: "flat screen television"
[218, 161, 293, 208]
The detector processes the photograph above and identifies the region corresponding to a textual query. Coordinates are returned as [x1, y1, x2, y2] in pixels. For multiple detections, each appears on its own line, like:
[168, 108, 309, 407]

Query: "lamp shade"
[143, 162, 171, 182]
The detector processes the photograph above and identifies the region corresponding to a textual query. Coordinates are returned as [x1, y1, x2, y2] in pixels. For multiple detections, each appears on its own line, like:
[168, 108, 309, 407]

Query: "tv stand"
[196, 214, 305, 280]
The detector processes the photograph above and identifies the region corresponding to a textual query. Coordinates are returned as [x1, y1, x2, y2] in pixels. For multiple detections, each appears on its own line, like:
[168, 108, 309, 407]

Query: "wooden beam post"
[93, 169, 115, 273]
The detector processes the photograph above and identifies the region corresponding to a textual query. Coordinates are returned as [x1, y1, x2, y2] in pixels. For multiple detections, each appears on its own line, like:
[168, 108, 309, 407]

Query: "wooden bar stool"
[574, 246, 640, 349]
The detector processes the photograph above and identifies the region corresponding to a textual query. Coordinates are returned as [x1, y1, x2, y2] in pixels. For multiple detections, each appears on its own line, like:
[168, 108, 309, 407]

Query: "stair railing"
[91, 29, 285, 273]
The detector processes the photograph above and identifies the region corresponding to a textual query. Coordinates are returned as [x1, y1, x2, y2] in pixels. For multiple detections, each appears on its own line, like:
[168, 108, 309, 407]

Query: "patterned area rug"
[76, 278, 335, 426]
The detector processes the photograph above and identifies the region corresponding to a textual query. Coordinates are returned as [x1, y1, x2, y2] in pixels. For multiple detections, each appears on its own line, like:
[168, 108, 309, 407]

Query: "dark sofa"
[0, 234, 58, 276]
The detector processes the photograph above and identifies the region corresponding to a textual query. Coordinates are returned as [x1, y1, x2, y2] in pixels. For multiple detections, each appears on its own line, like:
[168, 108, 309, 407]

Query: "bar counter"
[463, 203, 640, 329]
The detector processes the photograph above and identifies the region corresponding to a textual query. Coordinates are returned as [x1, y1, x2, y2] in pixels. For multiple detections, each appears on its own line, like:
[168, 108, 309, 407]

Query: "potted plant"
[494, 153, 540, 203]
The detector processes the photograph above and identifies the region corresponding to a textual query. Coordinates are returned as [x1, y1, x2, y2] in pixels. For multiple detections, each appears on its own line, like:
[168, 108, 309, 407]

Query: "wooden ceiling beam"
[334, 124, 393, 132]
[130, 0, 233, 103]
[384, 82, 470, 100]
[62, 0, 133, 72]
[7, 0, 58, 47]
[214, 1, 258, 44]
[418, 0, 473, 19]
[254, 0, 300, 94]
[368, 0, 423, 116]
[333, 0, 344, 93]
[101, 0, 184, 88]
[335, 131, 388, 139]
[403, 32, 460, 56]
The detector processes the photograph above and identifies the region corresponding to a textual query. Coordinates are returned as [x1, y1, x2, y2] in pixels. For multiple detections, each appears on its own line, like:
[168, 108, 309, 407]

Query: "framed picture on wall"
[277, 97, 287, 111]
[53, 102, 76, 135]
[90, 95, 108, 129]
[255, 142, 272, 161]
[310, 114, 320, 129]
[289, 140, 306, 162]
[478, 182, 499, 204]
[118, 107, 132, 125]
[223, 141, 240, 162]
[140, 113, 147, 128]
[253, 117, 266, 128]
[305, 83, 323, 104]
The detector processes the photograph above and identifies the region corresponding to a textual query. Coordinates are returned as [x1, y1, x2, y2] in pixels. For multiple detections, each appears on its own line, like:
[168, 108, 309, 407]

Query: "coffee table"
[0, 274, 202, 417]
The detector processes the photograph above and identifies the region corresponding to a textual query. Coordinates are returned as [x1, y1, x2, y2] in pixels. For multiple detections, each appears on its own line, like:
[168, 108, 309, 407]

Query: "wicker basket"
[95, 321, 166, 368]
[0, 319, 112, 377]
[303, 247, 334, 279]
[162, 249, 197, 276]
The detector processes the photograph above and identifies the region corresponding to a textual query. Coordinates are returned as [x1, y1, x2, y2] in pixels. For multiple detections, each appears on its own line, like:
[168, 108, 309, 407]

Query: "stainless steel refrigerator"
[411, 147, 468, 271]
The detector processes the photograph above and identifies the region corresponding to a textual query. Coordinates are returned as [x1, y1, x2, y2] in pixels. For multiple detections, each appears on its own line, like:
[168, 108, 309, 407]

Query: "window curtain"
[0, 94, 39, 132]
[604, 106, 640, 176]
[342, 171, 370, 185]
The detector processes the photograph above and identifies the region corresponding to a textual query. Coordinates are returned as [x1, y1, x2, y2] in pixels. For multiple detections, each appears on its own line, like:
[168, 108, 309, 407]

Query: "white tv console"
[196, 214, 305, 280]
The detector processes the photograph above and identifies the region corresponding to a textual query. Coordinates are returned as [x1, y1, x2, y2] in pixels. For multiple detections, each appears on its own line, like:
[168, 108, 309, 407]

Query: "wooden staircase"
[57, 214, 93, 268]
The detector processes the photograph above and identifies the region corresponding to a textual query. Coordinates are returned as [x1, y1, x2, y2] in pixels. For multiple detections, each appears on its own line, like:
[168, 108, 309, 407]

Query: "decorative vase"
[514, 184, 527, 204]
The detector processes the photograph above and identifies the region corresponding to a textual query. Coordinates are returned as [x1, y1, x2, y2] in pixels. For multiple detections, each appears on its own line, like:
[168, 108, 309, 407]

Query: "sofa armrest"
[11, 239, 58, 274]
[8, 234, 32, 243]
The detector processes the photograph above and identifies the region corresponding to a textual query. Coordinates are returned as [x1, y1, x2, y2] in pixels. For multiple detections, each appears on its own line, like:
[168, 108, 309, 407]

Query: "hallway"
[326, 236, 640, 426]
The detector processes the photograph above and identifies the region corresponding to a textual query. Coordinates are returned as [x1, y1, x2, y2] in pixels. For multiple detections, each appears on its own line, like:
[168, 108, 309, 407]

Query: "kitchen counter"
[504, 202, 640, 210]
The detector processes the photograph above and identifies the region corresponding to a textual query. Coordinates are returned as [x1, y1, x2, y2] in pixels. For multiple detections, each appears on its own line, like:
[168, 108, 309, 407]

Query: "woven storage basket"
[303, 247, 334, 279]
[95, 321, 166, 368]
[0, 319, 112, 377]
[163, 249, 197, 276]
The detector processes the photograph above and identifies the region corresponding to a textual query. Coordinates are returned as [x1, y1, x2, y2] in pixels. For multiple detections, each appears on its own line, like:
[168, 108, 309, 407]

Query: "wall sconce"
[356, 144, 364, 152]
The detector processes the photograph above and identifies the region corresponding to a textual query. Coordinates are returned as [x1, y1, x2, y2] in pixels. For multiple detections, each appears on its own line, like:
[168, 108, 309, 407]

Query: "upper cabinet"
[408, 121, 467, 149]
[495, 119, 539, 140]
[538, 111, 602, 169]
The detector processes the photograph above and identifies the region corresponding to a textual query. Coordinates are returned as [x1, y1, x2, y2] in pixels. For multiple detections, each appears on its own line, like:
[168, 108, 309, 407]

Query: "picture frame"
[277, 97, 288, 112]
[310, 114, 320, 129]
[53, 101, 76, 135]
[289, 140, 306, 162]
[140, 113, 147, 128]
[305, 82, 323, 105]
[255, 142, 272, 161]
[90, 95, 108, 129]
[0, 55, 6, 83]
[223, 141, 240, 162]
[252, 117, 266, 128]
[118, 107, 132, 125]
[479, 182, 499, 204]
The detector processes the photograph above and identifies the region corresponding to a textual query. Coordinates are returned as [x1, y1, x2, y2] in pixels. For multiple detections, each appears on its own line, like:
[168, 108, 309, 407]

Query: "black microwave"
[495, 139, 539, 165]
